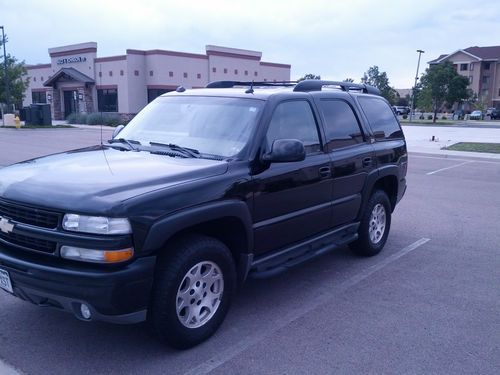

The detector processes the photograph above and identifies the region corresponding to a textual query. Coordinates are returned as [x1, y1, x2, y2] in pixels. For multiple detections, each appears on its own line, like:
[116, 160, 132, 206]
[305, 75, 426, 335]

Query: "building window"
[460, 63, 468, 71]
[244, 70, 248, 76]
[134, 70, 139, 76]
[482, 76, 489, 84]
[212, 67, 216, 73]
[99, 72, 102, 77]
[169, 71, 174, 77]
[264, 78, 267, 82]
[147, 88, 172, 103]
[470, 63, 474, 71]
[109, 71, 113, 77]
[484, 62, 490, 70]
[41, 76, 43, 81]
[469, 76, 473, 84]
[183, 72, 188, 78]
[197, 73, 201, 79]
[120, 70, 124, 76]
[498, 88, 500, 97]
[254, 71, 258, 77]
[234, 69, 238, 75]
[32, 91, 46, 104]
[224, 68, 228, 74]
[97, 89, 118, 112]
[149, 70, 154, 77]
[33, 77, 36, 82]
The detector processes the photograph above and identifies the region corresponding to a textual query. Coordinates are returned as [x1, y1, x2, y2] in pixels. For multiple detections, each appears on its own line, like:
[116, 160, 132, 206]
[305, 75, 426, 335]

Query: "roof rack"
[293, 80, 380, 95]
[206, 80, 297, 88]
[205, 80, 381, 96]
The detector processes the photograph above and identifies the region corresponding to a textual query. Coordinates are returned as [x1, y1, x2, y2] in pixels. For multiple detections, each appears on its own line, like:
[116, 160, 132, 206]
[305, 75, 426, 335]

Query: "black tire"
[350, 190, 391, 257]
[148, 234, 236, 349]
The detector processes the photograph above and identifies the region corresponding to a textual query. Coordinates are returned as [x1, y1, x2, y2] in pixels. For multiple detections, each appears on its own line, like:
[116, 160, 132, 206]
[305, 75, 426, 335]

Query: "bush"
[441, 115, 447, 120]
[86, 113, 122, 126]
[427, 115, 433, 120]
[66, 113, 88, 124]
[419, 115, 425, 120]
[402, 114, 408, 119]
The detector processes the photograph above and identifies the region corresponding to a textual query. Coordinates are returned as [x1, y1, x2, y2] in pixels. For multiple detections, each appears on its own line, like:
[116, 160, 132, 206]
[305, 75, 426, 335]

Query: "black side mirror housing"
[261, 139, 306, 163]
[112, 124, 125, 138]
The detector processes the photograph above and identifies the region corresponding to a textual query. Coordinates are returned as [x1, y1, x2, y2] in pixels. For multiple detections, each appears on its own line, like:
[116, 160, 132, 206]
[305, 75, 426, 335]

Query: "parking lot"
[0, 127, 499, 374]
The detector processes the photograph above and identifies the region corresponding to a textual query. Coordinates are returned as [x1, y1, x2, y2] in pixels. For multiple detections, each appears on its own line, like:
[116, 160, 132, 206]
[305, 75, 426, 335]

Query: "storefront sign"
[57, 56, 87, 65]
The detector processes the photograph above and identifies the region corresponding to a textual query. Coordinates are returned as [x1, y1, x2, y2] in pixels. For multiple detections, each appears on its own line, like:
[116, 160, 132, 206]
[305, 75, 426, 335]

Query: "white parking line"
[411, 154, 500, 165]
[184, 237, 431, 375]
[426, 161, 473, 175]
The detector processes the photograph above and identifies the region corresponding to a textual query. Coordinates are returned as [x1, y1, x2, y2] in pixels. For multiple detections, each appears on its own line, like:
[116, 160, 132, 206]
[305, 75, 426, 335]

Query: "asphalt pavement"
[0, 127, 499, 374]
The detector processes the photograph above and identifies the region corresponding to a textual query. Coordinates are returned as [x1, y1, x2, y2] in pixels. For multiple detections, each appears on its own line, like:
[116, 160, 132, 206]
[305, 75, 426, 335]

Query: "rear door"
[252, 99, 333, 254]
[315, 97, 375, 228]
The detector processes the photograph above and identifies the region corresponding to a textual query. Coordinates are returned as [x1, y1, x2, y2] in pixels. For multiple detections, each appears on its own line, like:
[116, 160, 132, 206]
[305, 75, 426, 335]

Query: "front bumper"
[0, 246, 156, 324]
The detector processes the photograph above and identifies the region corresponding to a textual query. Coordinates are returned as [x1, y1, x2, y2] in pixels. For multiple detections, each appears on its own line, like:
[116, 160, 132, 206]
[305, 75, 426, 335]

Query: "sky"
[1, 0, 499, 88]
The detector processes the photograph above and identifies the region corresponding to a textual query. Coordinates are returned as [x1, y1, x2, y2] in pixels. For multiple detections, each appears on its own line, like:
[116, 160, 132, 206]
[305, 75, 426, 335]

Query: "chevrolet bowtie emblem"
[0, 216, 14, 234]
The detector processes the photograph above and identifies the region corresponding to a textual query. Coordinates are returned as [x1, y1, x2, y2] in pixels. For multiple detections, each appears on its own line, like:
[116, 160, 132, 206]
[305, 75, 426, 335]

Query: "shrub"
[402, 114, 408, 119]
[427, 114, 433, 120]
[441, 115, 447, 120]
[66, 113, 87, 124]
[86, 113, 122, 126]
[419, 115, 425, 120]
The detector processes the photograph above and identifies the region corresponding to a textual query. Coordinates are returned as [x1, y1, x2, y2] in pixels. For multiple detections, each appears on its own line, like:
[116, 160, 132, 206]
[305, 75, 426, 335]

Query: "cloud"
[2, 0, 499, 87]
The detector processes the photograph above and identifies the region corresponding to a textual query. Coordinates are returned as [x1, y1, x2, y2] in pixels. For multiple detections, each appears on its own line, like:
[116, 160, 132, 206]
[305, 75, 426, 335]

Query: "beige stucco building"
[429, 46, 500, 109]
[24, 42, 291, 120]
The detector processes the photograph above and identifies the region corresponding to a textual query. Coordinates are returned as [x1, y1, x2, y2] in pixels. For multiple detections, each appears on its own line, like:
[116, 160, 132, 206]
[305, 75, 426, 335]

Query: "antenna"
[245, 80, 254, 94]
[99, 63, 103, 145]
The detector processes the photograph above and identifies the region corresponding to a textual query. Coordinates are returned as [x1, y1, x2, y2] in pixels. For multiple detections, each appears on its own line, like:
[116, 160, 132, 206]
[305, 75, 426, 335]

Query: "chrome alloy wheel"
[369, 203, 386, 244]
[176, 261, 224, 329]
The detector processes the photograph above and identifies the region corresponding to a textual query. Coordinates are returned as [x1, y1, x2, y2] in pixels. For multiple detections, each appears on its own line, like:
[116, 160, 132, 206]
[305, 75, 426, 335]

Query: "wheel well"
[166, 217, 248, 263]
[373, 175, 398, 211]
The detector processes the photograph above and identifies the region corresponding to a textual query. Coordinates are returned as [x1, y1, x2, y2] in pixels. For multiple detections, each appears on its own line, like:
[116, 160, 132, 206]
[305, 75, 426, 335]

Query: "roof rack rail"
[293, 80, 380, 95]
[206, 80, 297, 88]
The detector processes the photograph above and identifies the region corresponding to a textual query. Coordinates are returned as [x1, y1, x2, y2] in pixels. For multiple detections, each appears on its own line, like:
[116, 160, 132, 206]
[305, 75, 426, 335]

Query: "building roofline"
[260, 61, 291, 69]
[430, 49, 482, 64]
[26, 63, 51, 70]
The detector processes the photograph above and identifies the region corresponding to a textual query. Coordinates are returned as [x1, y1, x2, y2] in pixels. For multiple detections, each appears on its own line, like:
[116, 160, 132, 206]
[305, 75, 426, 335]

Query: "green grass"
[400, 119, 456, 125]
[444, 142, 500, 154]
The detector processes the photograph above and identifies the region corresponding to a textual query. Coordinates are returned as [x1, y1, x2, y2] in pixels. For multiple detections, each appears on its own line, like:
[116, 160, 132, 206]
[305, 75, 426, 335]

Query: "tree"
[361, 66, 398, 104]
[418, 61, 470, 123]
[343, 78, 354, 83]
[297, 73, 321, 82]
[0, 35, 30, 111]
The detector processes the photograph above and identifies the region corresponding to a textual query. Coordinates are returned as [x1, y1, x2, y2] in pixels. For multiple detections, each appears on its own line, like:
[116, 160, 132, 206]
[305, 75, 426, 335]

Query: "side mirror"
[112, 124, 125, 138]
[261, 139, 306, 163]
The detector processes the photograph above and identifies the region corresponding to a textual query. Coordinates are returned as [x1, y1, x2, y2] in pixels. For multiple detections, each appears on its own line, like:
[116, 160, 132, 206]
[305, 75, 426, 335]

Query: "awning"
[43, 67, 95, 87]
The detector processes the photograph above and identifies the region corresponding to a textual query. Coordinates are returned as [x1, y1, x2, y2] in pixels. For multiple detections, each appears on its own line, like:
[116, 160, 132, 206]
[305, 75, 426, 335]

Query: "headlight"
[62, 214, 132, 235]
[60, 246, 134, 263]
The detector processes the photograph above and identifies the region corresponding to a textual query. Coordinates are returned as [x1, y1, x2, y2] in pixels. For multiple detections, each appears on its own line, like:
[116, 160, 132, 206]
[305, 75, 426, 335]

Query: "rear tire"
[148, 234, 236, 349]
[350, 190, 391, 257]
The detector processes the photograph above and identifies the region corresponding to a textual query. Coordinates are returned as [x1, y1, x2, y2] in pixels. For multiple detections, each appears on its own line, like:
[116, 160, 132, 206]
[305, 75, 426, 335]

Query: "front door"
[252, 99, 333, 254]
[63, 90, 77, 118]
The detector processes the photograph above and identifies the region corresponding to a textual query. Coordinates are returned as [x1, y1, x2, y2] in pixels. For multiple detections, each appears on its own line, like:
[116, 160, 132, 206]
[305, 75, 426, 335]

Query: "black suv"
[0, 80, 407, 349]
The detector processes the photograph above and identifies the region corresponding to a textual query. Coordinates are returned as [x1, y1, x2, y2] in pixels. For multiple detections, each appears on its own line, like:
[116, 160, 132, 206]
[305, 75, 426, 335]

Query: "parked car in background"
[470, 110, 483, 120]
[393, 106, 410, 115]
[486, 108, 495, 116]
[490, 109, 500, 120]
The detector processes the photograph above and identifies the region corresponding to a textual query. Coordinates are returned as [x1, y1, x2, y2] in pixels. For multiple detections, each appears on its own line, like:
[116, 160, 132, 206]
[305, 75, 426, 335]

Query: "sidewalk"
[402, 125, 500, 159]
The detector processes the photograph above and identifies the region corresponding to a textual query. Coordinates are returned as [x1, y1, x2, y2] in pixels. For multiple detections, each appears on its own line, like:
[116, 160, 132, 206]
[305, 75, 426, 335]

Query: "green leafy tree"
[297, 73, 321, 82]
[361, 66, 398, 104]
[417, 61, 470, 123]
[0, 35, 30, 111]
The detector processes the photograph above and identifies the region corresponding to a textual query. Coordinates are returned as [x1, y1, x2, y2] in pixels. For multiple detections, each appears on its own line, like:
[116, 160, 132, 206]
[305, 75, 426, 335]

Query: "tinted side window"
[358, 97, 403, 139]
[266, 101, 321, 154]
[319, 99, 364, 150]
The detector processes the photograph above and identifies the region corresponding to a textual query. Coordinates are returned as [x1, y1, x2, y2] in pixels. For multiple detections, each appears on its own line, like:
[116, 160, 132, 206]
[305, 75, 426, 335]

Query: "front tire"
[350, 190, 391, 257]
[148, 234, 236, 349]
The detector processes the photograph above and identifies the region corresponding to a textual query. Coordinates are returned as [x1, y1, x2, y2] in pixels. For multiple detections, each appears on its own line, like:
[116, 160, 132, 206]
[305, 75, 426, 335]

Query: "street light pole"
[409, 49, 424, 122]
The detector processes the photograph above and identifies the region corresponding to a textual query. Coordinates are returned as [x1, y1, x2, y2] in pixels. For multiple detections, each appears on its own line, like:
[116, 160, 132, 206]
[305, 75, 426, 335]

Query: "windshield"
[118, 96, 264, 158]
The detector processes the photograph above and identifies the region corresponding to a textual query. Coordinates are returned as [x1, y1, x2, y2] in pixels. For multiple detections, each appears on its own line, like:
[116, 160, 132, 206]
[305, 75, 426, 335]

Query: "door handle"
[362, 157, 372, 167]
[319, 166, 331, 178]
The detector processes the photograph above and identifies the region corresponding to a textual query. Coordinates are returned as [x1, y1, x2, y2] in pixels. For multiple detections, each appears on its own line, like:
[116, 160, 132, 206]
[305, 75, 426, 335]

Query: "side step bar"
[249, 222, 359, 279]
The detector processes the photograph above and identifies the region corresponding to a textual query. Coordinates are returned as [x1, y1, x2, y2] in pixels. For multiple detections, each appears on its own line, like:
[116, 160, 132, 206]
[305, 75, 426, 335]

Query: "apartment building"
[429, 46, 500, 108]
[24, 42, 291, 120]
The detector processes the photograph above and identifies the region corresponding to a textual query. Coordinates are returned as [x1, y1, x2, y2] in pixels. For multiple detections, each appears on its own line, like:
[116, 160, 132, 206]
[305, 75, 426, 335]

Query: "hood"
[0, 146, 228, 213]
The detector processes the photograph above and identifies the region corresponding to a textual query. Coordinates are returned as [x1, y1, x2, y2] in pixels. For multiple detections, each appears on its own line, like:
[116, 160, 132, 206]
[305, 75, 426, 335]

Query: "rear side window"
[358, 97, 403, 140]
[319, 99, 364, 150]
[266, 100, 321, 154]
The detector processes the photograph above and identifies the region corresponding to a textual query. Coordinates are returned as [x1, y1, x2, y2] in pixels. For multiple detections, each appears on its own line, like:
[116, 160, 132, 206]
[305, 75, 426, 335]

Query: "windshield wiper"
[149, 142, 201, 158]
[108, 138, 141, 151]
